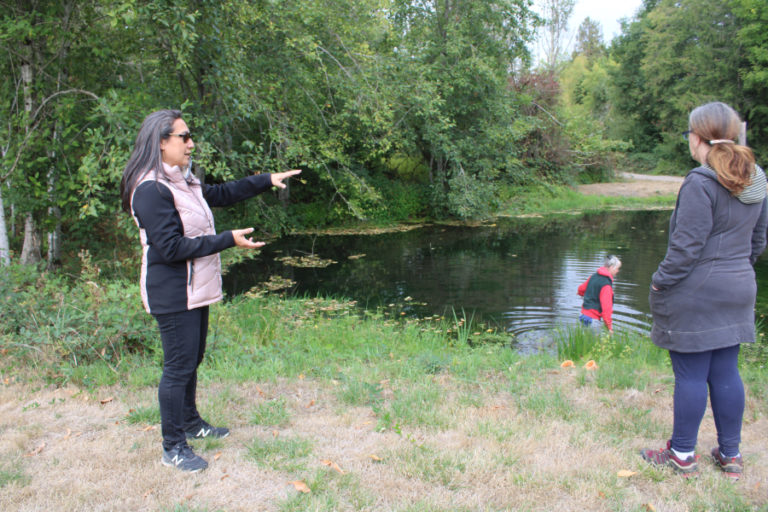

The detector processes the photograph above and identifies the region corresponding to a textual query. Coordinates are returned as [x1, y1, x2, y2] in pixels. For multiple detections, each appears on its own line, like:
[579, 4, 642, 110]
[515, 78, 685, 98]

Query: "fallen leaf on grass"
[305, 399, 315, 408]
[584, 360, 598, 370]
[288, 480, 311, 493]
[100, 396, 114, 404]
[141, 425, 156, 432]
[220, 474, 230, 481]
[63, 428, 72, 440]
[321, 459, 345, 474]
[643, 504, 656, 511]
[142, 489, 154, 499]
[368, 454, 382, 462]
[598, 491, 606, 499]
[255, 386, 266, 397]
[560, 360, 575, 368]
[617, 470, 637, 478]
[25, 443, 45, 456]
[272, 430, 279, 438]
[214, 452, 222, 461]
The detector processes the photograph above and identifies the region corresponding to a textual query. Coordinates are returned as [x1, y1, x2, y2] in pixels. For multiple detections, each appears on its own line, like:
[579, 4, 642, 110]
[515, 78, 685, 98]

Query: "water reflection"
[224, 211, 673, 336]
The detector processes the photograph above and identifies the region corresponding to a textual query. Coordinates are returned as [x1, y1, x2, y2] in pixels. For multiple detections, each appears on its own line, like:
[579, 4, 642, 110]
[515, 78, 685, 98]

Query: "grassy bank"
[497, 184, 677, 217]
[2, 268, 768, 511]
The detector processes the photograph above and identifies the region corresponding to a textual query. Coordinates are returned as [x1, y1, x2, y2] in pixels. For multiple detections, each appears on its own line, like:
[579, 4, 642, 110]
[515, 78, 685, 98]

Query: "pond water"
[224, 210, 686, 340]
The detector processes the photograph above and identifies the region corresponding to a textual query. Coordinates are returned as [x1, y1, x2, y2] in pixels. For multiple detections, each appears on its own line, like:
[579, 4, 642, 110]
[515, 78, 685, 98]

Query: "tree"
[608, 0, 662, 155]
[733, 0, 768, 159]
[574, 17, 604, 60]
[0, 1, 106, 267]
[538, 0, 576, 72]
[609, 0, 756, 170]
[390, 0, 538, 216]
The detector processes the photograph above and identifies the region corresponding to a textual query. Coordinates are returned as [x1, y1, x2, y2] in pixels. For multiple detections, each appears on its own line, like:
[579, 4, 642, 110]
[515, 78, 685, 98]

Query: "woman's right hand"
[232, 228, 265, 249]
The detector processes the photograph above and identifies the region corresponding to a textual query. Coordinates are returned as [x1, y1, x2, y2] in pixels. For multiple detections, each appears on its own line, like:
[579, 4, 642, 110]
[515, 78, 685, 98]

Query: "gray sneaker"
[185, 420, 230, 440]
[161, 442, 208, 473]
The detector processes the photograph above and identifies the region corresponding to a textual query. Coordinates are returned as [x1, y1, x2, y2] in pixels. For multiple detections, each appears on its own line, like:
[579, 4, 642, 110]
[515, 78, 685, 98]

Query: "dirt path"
[577, 172, 684, 198]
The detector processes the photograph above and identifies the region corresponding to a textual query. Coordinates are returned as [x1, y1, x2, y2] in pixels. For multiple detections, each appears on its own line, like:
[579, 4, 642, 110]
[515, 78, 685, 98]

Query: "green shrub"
[0, 254, 156, 377]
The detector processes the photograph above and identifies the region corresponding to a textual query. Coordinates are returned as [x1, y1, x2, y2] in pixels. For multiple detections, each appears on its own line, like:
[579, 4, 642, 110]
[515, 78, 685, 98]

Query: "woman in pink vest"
[120, 110, 300, 472]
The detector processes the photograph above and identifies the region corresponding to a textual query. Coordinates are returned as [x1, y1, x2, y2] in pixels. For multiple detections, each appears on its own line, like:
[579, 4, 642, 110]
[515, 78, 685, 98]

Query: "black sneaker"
[161, 442, 208, 473]
[185, 419, 230, 440]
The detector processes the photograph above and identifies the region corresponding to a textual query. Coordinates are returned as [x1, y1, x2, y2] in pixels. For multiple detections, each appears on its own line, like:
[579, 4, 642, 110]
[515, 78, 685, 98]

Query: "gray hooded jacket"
[649, 164, 768, 352]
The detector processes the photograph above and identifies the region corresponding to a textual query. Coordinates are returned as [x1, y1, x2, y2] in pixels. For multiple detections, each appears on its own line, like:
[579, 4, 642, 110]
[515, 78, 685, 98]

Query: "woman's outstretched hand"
[232, 227, 265, 249]
[271, 169, 302, 189]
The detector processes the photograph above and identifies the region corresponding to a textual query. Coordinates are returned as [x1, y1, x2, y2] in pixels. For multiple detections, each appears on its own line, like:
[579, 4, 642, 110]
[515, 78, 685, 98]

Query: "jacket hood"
[597, 267, 614, 281]
[738, 164, 767, 204]
[693, 165, 767, 204]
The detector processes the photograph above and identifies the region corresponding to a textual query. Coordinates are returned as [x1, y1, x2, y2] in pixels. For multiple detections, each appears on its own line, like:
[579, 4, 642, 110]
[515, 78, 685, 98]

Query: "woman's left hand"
[232, 227, 266, 249]
[271, 169, 302, 189]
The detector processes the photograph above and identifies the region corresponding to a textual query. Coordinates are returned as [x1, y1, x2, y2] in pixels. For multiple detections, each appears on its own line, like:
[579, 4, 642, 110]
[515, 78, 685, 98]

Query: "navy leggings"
[669, 344, 743, 457]
[153, 307, 208, 450]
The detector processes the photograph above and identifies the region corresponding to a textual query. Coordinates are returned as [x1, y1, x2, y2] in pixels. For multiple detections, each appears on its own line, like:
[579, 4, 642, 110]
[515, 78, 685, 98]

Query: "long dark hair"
[689, 102, 755, 195]
[120, 109, 182, 212]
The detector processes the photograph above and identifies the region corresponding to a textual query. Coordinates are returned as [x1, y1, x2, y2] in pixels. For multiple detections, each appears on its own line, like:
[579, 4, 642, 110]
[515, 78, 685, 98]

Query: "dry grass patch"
[1, 366, 767, 511]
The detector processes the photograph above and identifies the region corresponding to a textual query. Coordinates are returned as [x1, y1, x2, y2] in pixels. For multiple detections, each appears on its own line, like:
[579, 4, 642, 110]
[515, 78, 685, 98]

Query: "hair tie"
[708, 139, 735, 145]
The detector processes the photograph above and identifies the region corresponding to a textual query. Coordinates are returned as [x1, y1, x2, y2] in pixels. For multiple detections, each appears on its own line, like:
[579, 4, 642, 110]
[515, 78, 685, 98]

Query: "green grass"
[250, 397, 291, 427]
[389, 443, 468, 489]
[246, 436, 314, 473]
[277, 469, 374, 512]
[554, 325, 668, 368]
[0, 463, 29, 488]
[498, 183, 677, 216]
[125, 405, 160, 425]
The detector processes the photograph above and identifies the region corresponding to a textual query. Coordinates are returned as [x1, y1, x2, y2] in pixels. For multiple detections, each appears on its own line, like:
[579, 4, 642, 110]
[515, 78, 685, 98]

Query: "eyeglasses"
[682, 130, 692, 141]
[168, 132, 192, 143]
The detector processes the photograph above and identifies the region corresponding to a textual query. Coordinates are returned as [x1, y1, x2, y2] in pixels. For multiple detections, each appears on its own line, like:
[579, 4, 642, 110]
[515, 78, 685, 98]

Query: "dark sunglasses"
[168, 131, 192, 143]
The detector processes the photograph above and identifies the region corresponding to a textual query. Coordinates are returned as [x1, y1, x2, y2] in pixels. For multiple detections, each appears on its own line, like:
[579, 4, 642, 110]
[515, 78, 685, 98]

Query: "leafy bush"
[0, 253, 156, 374]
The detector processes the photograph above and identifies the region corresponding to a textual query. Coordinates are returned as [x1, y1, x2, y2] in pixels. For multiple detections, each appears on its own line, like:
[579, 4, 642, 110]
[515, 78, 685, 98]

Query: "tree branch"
[2, 89, 99, 184]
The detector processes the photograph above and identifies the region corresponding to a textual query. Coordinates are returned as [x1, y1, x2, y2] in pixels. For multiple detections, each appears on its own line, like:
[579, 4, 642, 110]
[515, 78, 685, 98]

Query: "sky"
[569, 0, 645, 43]
[530, 0, 644, 64]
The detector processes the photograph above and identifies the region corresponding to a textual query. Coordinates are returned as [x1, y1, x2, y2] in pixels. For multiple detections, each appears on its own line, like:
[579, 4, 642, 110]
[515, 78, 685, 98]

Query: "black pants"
[153, 306, 208, 450]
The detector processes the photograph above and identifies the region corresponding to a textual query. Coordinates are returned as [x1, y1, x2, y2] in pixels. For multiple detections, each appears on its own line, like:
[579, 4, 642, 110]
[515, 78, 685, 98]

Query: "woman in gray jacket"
[641, 102, 768, 479]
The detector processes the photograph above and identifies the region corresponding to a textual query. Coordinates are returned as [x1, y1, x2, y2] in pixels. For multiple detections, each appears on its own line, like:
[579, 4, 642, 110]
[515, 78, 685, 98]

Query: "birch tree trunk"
[20, 213, 41, 264]
[0, 185, 9, 265]
[19, 24, 42, 265]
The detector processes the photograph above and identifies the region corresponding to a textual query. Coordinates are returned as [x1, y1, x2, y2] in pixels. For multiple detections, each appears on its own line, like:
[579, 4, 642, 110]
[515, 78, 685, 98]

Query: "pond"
[224, 210, 689, 341]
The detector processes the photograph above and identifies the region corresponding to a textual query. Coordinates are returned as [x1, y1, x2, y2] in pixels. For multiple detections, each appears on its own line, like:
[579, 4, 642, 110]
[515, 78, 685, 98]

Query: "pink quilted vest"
[132, 162, 223, 313]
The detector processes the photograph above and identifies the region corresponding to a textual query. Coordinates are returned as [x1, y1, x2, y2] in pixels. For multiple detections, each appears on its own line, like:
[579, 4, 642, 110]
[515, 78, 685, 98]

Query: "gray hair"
[120, 109, 183, 212]
[604, 254, 621, 269]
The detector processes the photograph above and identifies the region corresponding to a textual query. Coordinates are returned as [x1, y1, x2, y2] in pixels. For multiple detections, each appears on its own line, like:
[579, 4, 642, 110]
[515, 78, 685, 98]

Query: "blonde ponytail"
[689, 102, 755, 195]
